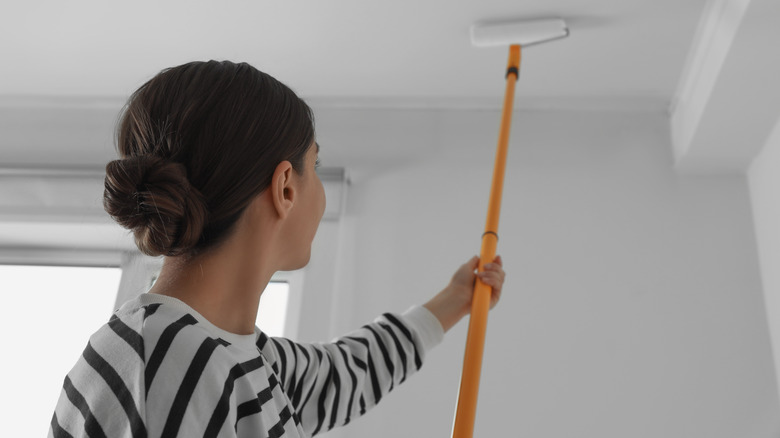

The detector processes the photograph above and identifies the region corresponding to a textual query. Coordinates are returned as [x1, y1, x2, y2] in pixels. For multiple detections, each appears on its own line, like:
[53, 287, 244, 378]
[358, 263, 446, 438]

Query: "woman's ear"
[271, 161, 295, 219]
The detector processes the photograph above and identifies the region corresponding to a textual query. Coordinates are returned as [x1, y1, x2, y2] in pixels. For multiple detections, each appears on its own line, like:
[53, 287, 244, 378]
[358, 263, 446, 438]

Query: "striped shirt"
[49, 293, 443, 438]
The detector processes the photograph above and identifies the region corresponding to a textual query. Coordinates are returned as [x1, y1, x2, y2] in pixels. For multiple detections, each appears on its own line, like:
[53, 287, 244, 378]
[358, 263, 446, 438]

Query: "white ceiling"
[0, 0, 708, 106]
[5, 0, 780, 255]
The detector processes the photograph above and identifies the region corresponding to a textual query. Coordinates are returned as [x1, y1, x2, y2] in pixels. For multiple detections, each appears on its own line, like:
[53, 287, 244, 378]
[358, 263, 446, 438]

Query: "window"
[256, 281, 290, 337]
[0, 264, 122, 438]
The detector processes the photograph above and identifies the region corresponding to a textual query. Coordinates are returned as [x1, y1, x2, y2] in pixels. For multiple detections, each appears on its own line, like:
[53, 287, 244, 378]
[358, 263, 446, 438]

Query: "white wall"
[296, 106, 779, 437]
[749, 116, 780, 409]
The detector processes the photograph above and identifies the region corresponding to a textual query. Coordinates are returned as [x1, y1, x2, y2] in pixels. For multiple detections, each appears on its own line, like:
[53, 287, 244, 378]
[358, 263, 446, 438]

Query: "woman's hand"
[423, 255, 505, 332]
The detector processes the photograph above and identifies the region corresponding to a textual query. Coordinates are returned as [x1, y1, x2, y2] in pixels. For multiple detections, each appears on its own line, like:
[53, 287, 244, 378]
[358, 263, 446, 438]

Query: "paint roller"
[452, 18, 569, 438]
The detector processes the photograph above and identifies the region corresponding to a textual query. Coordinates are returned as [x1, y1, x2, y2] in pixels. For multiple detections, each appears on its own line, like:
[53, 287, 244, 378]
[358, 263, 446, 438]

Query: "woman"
[49, 60, 505, 438]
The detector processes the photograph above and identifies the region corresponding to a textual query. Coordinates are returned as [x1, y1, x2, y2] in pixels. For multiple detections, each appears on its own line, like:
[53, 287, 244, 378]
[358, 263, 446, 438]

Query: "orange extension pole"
[452, 44, 521, 438]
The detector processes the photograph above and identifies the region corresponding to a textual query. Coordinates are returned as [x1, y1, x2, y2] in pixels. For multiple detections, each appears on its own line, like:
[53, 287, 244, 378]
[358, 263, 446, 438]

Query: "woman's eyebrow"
[316, 142, 320, 153]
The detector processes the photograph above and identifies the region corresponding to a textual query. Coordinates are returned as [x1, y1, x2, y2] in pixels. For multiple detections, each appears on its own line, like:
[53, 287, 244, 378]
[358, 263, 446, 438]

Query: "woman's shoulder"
[84, 296, 153, 364]
[53, 297, 265, 437]
[52, 298, 151, 437]
[89, 295, 236, 369]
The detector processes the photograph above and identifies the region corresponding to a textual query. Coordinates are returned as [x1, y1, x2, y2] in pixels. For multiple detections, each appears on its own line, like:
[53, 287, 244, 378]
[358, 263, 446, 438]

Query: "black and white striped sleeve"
[257, 305, 444, 436]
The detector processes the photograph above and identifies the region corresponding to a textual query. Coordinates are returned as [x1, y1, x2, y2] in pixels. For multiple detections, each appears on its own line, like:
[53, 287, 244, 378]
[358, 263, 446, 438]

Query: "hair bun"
[104, 155, 207, 257]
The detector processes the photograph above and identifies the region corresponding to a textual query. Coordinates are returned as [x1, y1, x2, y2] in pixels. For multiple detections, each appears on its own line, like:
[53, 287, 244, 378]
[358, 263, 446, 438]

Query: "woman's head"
[103, 60, 317, 258]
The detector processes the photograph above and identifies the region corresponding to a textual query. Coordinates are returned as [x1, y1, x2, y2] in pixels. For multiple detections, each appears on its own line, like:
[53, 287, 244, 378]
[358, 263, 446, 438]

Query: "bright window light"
[0, 264, 121, 438]
[257, 281, 290, 337]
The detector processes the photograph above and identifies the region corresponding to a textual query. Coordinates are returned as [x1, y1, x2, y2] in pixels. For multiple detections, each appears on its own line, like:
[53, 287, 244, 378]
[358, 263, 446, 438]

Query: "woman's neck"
[148, 238, 275, 336]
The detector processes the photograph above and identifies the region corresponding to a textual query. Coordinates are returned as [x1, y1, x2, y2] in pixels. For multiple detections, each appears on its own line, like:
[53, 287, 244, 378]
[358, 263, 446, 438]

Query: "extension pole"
[451, 44, 521, 438]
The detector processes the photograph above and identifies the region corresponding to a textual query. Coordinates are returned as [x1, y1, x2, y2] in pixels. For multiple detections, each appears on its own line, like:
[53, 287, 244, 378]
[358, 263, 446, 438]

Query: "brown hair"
[103, 60, 315, 257]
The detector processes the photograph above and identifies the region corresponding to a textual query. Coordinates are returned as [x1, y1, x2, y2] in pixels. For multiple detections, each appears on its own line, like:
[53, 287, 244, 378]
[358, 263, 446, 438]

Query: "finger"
[477, 271, 503, 290]
[491, 288, 502, 307]
[489, 267, 506, 284]
[493, 255, 503, 267]
[467, 255, 480, 270]
[482, 263, 505, 278]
